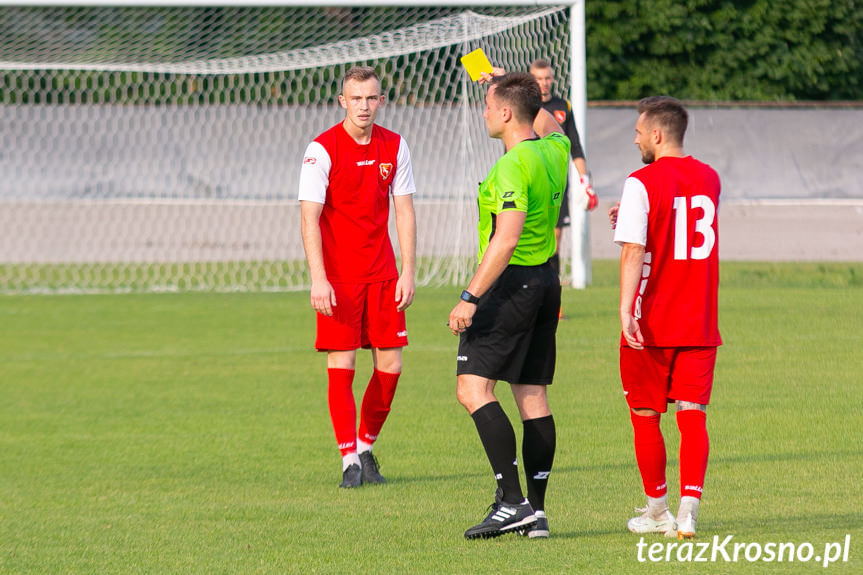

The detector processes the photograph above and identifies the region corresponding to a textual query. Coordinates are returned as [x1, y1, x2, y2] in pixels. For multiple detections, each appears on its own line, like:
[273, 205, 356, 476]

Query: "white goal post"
[0, 0, 588, 293]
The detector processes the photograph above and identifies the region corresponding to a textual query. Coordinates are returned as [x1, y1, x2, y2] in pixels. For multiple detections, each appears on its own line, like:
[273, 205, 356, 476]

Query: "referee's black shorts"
[457, 261, 561, 385]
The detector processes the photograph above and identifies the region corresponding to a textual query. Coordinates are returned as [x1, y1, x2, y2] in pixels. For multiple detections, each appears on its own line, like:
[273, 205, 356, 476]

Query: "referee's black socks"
[471, 401, 524, 505]
[522, 414, 556, 512]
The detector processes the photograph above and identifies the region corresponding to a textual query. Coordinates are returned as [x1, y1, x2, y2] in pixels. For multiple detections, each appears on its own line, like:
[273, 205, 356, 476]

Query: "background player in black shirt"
[529, 59, 597, 301]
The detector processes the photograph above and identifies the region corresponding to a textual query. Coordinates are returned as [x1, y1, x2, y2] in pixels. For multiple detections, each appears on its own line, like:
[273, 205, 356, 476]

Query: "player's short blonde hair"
[341, 66, 380, 94]
[529, 58, 552, 72]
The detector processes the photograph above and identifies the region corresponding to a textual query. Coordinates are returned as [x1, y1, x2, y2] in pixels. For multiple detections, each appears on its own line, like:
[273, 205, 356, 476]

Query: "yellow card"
[460, 48, 493, 81]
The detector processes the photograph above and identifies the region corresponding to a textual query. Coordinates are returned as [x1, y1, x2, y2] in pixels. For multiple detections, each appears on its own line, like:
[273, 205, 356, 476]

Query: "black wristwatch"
[460, 290, 480, 304]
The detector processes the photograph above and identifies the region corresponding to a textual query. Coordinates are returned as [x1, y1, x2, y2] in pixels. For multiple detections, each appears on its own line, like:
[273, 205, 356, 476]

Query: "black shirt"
[541, 96, 585, 161]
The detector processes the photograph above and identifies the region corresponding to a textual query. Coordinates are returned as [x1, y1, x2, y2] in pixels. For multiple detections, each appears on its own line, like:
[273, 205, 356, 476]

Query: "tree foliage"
[1, 4, 860, 103]
[586, 0, 863, 100]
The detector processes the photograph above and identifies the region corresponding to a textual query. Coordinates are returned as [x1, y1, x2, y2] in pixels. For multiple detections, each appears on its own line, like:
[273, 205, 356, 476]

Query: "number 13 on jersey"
[673, 195, 716, 261]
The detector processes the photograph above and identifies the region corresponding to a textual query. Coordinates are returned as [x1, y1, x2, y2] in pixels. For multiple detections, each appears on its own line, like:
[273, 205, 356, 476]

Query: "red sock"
[677, 409, 709, 499]
[358, 370, 400, 444]
[327, 368, 356, 456]
[630, 411, 667, 498]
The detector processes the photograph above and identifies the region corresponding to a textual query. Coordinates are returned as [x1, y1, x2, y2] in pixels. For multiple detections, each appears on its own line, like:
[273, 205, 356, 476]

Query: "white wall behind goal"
[588, 106, 863, 202]
[0, 103, 491, 264]
[2, 105, 861, 271]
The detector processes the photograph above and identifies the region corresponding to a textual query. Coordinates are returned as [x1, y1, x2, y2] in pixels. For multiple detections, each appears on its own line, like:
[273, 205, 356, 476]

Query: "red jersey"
[298, 123, 415, 283]
[614, 156, 722, 347]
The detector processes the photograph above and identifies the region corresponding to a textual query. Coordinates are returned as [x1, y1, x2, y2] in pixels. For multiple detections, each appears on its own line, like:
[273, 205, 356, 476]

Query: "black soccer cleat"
[339, 463, 362, 488]
[520, 511, 549, 538]
[464, 498, 537, 539]
[359, 451, 387, 485]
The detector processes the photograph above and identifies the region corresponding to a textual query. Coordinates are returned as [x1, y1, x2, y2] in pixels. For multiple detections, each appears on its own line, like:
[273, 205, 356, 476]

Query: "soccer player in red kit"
[612, 96, 721, 539]
[299, 66, 417, 488]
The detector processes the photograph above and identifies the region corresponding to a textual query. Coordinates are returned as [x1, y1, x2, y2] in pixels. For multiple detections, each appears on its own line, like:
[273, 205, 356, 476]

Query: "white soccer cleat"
[676, 512, 696, 539]
[627, 507, 677, 536]
[676, 497, 699, 539]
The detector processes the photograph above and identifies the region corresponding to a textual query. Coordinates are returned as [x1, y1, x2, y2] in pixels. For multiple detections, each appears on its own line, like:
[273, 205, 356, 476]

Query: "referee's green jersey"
[477, 132, 570, 266]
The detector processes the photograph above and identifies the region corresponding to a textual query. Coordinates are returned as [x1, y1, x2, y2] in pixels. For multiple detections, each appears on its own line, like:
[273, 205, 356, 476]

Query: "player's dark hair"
[342, 66, 380, 94]
[491, 72, 542, 123]
[638, 96, 688, 144]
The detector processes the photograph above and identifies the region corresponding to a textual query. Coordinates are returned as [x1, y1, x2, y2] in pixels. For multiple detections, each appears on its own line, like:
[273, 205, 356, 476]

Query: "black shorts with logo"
[457, 261, 561, 385]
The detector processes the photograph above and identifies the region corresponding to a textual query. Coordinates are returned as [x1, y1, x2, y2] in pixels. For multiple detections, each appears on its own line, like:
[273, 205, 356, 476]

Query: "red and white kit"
[616, 152, 721, 519]
[299, 122, 415, 351]
[614, 155, 722, 348]
[299, 122, 415, 283]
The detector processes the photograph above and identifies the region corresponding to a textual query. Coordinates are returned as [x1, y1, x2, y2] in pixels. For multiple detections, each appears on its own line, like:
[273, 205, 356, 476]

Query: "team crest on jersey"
[379, 163, 393, 180]
[554, 110, 566, 124]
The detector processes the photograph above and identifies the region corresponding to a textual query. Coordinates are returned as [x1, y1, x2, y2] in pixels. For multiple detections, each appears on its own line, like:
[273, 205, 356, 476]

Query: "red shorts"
[315, 279, 408, 351]
[620, 346, 717, 413]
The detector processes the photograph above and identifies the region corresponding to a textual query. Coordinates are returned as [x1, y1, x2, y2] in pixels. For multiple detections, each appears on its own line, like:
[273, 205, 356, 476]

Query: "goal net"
[0, 4, 573, 293]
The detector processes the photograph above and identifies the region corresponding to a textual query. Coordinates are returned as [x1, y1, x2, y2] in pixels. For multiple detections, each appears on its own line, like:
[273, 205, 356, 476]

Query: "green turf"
[1, 262, 861, 574]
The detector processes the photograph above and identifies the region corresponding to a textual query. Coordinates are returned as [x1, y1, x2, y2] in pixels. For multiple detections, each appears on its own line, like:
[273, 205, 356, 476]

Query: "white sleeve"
[613, 176, 649, 246]
[298, 141, 331, 203]
[392, 137, 417, 197]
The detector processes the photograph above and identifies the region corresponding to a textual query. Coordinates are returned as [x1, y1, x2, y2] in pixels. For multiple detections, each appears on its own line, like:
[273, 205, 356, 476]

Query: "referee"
[448, 71, 570, 540]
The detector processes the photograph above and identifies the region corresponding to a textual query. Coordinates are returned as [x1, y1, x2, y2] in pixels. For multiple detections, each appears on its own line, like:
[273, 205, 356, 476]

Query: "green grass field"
[1, 261, 861, 574]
